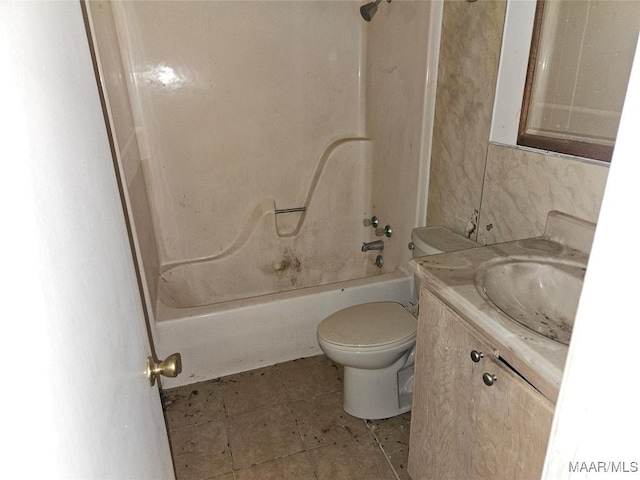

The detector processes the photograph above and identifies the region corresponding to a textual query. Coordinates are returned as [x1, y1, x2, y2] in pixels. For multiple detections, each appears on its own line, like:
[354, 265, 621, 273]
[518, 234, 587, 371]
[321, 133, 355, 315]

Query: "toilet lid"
[318, 302, 417, 348]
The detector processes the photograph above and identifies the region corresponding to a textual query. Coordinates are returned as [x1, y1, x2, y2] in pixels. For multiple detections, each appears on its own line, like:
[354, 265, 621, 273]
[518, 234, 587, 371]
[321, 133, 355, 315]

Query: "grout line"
[287, 399, 314, 471]
[368, 420, 402, 480]
[303, 449, 320, 480]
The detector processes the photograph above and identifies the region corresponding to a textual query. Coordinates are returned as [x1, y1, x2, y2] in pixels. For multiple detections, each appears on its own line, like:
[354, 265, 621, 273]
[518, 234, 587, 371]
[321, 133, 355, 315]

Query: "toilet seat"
[317, 302, 417, 349]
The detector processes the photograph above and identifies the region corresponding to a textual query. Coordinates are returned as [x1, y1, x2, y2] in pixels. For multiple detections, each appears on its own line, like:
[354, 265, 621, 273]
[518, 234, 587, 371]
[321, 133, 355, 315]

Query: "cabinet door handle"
[482, 373, 497, 386]
[470, 350, 484, 363]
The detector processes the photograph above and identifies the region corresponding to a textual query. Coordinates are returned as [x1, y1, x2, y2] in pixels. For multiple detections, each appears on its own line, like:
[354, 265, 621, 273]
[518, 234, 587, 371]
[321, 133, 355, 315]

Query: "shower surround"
[86, 0, 440, 386]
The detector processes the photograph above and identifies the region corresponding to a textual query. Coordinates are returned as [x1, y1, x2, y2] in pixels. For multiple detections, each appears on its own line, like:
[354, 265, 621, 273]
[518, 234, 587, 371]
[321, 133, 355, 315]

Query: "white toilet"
[317, 227, 476, 419]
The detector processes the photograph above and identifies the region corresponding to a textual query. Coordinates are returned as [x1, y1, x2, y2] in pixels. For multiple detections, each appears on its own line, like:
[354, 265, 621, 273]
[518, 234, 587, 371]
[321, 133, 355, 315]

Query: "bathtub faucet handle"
[363, 216, 379, 228]
[375, 225, 393, 238]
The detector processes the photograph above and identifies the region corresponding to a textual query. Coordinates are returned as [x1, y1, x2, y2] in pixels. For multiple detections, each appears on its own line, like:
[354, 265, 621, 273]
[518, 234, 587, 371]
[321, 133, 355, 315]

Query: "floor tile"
[221, 365, 287, 416]
[309, 436, 397, 480]
[234, 452, 316, 480]
[163, 379, 225, 430]
[228, 404, 304, 469]
[291, 391, 368, 449]
[279, 355, 342, 401]
[369, 413, 412, 480]
[164, 356, 411, 479]
[170, 418, 232, 480]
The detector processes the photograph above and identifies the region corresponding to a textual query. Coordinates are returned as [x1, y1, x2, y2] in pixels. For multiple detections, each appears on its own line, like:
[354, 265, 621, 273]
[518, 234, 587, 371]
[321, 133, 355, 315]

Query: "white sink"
[475, 257, 586, 345]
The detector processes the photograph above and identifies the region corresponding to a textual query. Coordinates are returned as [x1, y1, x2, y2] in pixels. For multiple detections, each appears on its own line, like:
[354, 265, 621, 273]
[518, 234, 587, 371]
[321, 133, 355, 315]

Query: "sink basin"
[475, 257, 586, 345]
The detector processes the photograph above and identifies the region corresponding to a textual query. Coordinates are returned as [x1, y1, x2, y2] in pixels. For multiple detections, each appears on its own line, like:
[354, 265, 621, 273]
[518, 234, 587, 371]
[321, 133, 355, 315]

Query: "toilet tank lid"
[411, 226, 477, 255]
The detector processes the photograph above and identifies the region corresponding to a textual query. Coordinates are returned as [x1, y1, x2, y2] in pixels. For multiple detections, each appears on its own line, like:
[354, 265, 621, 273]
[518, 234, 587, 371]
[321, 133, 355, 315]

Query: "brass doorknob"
[146, 353, 182, 386]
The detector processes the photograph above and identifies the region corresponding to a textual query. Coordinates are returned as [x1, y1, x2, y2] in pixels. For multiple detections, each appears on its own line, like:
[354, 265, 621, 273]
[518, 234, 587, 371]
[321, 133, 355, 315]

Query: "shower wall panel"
[365, 1, 438, 272]
[85, 1, 161, 313]
[116, 1, 366, 266]
[159, 141, 375, 308]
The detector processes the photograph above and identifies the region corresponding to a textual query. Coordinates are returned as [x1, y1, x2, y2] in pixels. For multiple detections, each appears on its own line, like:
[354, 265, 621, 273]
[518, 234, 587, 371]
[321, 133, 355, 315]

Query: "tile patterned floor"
[162, 355, 411, 480]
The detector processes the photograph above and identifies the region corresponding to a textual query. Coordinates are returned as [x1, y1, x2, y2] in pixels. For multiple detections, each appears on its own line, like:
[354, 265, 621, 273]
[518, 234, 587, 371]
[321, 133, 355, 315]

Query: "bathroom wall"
[365, 0, 439, 271]
[87, 1, 384, 308]
[86, 1, 160, 313]
[426, 0, 506, 236]
[427, 0, 611, 244]
[86, 0, 439, 312]
[114, 1, 366, 266]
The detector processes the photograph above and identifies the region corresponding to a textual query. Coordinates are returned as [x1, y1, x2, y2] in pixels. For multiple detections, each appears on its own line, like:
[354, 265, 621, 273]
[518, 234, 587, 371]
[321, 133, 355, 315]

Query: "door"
[0, 2, 174, 478]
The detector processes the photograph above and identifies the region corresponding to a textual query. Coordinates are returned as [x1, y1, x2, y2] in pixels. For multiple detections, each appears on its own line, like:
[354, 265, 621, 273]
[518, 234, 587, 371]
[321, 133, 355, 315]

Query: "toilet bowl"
[318, 302, 417, 419]
[316, 226, 477, 420]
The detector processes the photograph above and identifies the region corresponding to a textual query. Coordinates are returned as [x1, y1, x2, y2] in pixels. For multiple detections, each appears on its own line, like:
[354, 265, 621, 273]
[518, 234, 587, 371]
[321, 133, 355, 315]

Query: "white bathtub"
[155, 269, 412, 388]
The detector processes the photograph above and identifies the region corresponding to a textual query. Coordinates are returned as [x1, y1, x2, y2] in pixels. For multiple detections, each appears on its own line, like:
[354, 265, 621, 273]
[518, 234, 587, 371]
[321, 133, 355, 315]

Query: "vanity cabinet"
[408, 289, 554, 480]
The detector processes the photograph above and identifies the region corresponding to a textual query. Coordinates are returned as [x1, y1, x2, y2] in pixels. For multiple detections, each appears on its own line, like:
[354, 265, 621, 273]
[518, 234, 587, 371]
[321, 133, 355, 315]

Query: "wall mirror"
[519, 0, 639, 162]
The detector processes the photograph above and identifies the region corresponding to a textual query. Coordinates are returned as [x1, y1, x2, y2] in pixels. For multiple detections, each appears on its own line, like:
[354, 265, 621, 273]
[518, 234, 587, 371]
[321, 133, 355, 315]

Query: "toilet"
[317, 227, 477, 419]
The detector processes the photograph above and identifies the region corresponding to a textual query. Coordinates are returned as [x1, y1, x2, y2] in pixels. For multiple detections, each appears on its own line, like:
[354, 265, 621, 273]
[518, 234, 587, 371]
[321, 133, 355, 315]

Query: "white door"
[0, 2, 174, 478]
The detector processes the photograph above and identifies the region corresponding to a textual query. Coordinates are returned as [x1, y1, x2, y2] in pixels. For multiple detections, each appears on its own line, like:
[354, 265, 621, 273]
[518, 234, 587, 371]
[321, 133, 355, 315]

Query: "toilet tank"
[410, 227, 477, 302]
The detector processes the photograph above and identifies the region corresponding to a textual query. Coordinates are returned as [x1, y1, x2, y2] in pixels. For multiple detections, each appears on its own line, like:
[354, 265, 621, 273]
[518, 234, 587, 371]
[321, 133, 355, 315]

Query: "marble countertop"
[409, 233, 589, 404]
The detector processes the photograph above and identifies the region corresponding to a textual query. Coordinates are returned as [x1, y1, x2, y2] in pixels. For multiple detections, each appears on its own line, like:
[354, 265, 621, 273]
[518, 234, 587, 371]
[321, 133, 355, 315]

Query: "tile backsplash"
[477, 144, 609, 245]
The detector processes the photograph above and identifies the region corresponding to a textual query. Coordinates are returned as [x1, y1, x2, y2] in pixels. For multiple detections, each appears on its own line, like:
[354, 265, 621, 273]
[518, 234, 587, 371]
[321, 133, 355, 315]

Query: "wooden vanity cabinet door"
[472, 354, 554, 480]
[408, 289, 495, 480]
[408, 289, 555, 480]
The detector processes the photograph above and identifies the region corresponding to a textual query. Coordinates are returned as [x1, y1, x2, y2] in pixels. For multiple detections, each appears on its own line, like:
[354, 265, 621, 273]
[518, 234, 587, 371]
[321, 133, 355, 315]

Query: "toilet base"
[342, 352, 413, 420]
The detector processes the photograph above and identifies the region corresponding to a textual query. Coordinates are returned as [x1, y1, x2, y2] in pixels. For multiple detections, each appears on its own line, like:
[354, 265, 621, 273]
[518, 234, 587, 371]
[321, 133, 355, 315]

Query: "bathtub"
[154, 269, 412, 388]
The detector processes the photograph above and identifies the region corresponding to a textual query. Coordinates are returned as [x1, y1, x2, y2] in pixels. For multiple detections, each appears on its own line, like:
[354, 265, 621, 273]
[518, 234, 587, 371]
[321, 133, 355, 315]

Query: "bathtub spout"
[361, 240, 384, 252]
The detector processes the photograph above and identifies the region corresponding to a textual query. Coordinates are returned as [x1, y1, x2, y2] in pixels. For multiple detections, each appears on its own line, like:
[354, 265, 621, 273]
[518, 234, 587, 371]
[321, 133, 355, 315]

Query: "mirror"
[519, 0, 639, 162]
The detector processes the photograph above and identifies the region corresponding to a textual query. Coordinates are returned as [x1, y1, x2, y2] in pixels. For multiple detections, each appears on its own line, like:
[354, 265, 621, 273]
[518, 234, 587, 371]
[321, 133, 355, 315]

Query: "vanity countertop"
[409, 220, 591, 404]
